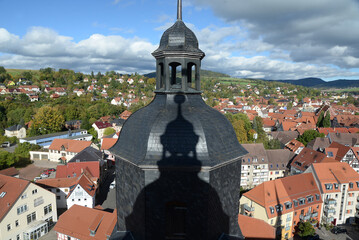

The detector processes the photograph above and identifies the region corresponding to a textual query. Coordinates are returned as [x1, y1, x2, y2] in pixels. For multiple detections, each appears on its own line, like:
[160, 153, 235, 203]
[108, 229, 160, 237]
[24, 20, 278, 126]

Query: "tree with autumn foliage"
[29, 106, 65, 136]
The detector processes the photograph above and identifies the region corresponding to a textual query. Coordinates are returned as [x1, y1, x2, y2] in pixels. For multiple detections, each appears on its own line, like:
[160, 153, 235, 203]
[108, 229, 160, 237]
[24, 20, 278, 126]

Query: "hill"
[144, 69, 230, 79]
[272, 77, 359, 89]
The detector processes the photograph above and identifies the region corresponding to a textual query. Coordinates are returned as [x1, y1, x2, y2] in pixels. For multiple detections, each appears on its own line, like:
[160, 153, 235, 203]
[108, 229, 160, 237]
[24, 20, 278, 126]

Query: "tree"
[323, 112, 331, 128]
[103, 127, 115, 136]
[297, 130, 325, 146]
[30, 106, 65, 135]
[296, 221, 315, 238]
[316, 111, 324, 127]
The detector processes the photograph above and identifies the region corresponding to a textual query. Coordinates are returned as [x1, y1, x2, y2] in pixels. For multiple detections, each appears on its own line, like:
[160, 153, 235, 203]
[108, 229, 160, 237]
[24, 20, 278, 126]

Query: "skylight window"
[0, 192, 6, 198]
[269, 207, 274, 214]
[327, 152, 333, 157]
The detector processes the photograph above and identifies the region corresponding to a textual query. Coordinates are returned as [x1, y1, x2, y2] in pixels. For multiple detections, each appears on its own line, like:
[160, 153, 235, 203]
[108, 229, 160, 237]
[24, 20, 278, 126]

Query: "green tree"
[316, 111, 324, 127]
[30, 106, 65, 135]
[296, 221, 315, 238]
[103, 127, 115, 136]
[297, 130, 325, 146]
[323, 112, 331, 128]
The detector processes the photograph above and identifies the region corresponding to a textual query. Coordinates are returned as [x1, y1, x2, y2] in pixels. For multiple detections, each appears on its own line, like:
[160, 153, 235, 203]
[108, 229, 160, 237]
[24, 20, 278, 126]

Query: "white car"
[110, 180, 116, 189]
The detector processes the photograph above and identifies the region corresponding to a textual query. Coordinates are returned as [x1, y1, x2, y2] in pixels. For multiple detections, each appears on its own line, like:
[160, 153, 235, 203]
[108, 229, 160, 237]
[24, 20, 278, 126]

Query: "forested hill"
[144, 69, 230, 79]
[273, 77, 359, 88]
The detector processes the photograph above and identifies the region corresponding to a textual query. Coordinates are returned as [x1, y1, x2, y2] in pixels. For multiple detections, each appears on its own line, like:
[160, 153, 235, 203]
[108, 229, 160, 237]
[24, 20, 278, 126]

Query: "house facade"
[5, 125, 26, 139]
[239, 173, 322, 240]
[48, 139, 92, 163]
[305, 162, 359, 225]
[66, 174, 97, 209]
[0, 175, 57, 240]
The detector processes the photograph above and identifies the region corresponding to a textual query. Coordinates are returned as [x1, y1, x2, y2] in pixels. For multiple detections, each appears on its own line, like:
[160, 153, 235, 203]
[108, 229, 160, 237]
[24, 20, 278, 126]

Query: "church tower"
[110, 1, 247, 239]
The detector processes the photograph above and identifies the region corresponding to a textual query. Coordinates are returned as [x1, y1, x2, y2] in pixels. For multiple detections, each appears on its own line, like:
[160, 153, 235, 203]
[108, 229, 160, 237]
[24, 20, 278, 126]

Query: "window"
[294, 211, 297, 216]
[334, 183, 339, 189]
[27, 212, 36, 224]
[17, 204, 28, 215]
[248, 159, 250, 163]
[21, 193, 27, 199]
[315, 194, 320, 201]
[56, 196, 60, 200]
[44, 204, 52, 215]
[293, 200, 298, 207]
[298, 198, 305, 205]
[325, 184, 333, 190]
[269, 207, 275, 214]
[275, 204, 283, 212]
[72, 199, 74, 202]
[15, 220, 19, 227]
[56, 189, 60, 192]
[285, 202, 292, 209]
[65, 189, 68, 192]
[307, 195, 313, 203]
[356, 181, 359, 188]
[7, 224, 11, 231]
[32, 189, 37, 195]
[17, 234, 20, 240]
[349, 182, 353, 188]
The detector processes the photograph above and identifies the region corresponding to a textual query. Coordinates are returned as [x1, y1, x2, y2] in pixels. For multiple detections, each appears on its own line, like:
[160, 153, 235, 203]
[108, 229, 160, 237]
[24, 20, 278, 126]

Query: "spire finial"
[177, 0, 182, 20]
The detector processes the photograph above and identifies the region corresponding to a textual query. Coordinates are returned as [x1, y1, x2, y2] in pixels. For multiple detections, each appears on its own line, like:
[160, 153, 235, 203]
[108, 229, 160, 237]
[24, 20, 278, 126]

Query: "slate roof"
[68, 147, 102, 163]
[153, 20, 204, 55]
[54, 205, 117, 240]
[328, 133, 359, 146]
[266, 149, 294, 171]
[241, 143, 269, 164]
[269, 131, 299, 145]
[307, 137, 331, 151]
[5, 125, 24, 131]
[110, 94, 247, 167]
[0, 175, 30, 222]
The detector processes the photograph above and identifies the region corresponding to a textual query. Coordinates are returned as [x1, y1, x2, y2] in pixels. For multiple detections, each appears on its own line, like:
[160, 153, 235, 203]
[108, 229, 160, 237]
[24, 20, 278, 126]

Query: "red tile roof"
[67, 174, 96, 198]
[49, 139, 92, 153]
[328, 142, 351, 161]
[0, 167, 19, 176]
[54, 205, 117, 240]
[238, 214, 275, 239]
[93, 121, 112, 129]
[36, 177, 78, 188]
[120, 110, 132, 120]
[0, 175, 30, 222]
[243, 173, 322, 218]
[285, 139, 304, 152]
[56, 162, 100, 179]
[290, 147, 327, 172]
[101, 138, 117, 150]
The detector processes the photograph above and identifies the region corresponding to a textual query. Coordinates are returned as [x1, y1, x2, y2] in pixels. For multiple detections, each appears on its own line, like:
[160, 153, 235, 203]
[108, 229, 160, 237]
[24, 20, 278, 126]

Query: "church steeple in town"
[152, 0, 205, 93]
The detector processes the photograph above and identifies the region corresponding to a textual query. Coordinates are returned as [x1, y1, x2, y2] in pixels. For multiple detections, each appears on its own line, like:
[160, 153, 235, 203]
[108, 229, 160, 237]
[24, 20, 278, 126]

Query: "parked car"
[33, 177, 42, 182]
[47, 168, 56, 173]
[331, 226, 347, 234]
[40, 173, 49, 178]
[110, 180, 116, 189]
[1, 141, 10, 148]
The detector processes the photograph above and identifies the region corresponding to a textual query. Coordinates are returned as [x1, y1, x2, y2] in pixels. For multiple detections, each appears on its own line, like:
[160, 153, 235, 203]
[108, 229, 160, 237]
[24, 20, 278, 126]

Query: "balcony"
[300, 214, 311, 221]
[311, 211, 318, 218]
[324, 207, 336, 214]
[243, 204, 255, 212]
[325, 199, 337, 205]
[285, 226, 291, 231]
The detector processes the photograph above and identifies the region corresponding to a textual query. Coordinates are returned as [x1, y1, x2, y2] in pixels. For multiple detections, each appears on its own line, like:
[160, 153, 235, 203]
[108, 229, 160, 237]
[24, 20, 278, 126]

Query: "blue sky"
[1, 0, 359, 80]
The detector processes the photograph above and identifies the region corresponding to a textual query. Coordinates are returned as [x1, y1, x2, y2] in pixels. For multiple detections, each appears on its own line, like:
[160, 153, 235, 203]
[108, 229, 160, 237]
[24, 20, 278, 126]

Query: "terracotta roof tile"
[49, 139, 92, 153]
[36, 177, 78, 188]
[290, 147, 327, 172]
[0, 175, 30, 222]
[101, 138, 118, 150]
[237, 214, 275, 239]
[56, 162, 100, 179]
[0, 167, 19, 176]
[54, 205, 117, 240]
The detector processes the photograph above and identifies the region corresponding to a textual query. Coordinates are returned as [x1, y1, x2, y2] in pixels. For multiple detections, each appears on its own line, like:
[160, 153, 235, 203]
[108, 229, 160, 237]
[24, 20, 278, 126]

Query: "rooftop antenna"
[177, 0, 182, 21]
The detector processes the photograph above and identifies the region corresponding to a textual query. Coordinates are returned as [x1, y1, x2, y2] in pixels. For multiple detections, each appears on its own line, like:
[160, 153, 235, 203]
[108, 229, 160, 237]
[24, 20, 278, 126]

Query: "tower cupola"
[152, 0, 205, 93]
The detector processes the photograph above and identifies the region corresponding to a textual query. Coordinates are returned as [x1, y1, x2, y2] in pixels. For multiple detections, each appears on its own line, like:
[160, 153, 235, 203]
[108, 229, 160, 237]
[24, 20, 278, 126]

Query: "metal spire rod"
[177, 0, 182, 20]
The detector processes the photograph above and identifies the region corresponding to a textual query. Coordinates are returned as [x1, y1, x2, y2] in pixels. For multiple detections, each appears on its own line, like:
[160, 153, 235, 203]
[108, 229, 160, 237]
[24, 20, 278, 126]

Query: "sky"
[1, 0, 359, 80]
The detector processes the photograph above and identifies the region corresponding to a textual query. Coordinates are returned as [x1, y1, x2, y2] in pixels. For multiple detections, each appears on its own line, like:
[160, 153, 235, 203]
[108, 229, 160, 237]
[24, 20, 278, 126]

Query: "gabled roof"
[49, 139, 91, 153]
[327, 142, 351, 161]
[101, 138, 117, 150]
[243, 173, 322, 218]
[0, 167, 20, 177]
[67, 174, 97, 198]
[311, 162, 359, 193]
[93, 121, 112, 129]
[285, 139, 304, 152]
[54, 205, 117, 240]
[307, 137, 330, 151]
[269, 131, 299, 145]
[0, 175, 30, 222]
[36, 177, 77, 188]
[120, 110, 132, 120]
[68, 147, 102, 163]
[5, 125, 24, 131]
[328, 133, 359, 146]
[56, 162, 99, 179]
[237, 214, 275, 239]
[266, 149, 294, 170]
[290, 147, 327, 172]
[241, 143, 269, 164]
